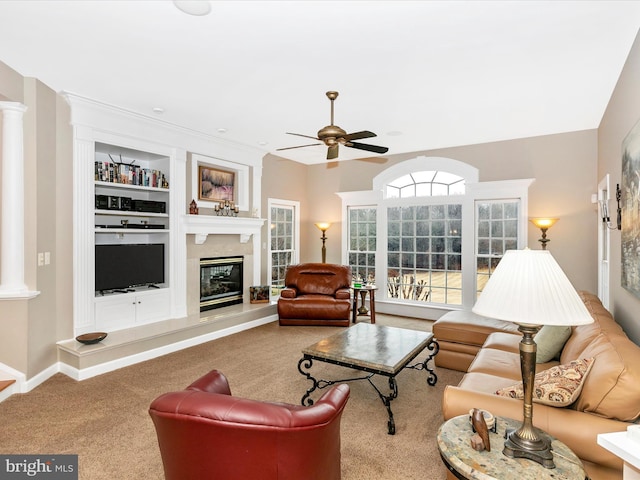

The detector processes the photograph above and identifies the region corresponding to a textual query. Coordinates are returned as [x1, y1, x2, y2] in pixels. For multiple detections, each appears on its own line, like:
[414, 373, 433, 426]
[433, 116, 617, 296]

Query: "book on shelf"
[94, 161, 169, 189]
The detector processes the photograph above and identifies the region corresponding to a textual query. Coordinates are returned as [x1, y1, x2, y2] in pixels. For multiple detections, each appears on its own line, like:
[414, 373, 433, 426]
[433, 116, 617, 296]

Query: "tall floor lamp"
[314, 223, 331, 263]
[530, 218, 558, 250]
[472, 249, 592, 468]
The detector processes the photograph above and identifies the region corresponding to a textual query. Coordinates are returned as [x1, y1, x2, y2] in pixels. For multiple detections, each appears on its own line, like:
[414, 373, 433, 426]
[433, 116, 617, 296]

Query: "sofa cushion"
[433, 310, 519, 347]
[482, 332, 521, 354]
[561, 292, 640, 422]
[457, 372, 519, 395]
[466, 348, 523, 381]
[535, 325, 572, 363]
[496, 358, 594, 407]
[573, 332, 640, 422]
[561, 292, 612, 364]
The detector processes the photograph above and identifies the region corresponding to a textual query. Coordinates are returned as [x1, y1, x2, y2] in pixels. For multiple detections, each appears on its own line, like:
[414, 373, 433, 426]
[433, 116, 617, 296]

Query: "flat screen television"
[95, 243, 165, 292]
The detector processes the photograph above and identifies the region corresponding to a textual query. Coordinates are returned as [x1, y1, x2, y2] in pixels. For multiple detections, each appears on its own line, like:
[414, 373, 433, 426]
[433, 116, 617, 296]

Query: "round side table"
[351, 285, 377, 324]
[437, 415, 586, 480]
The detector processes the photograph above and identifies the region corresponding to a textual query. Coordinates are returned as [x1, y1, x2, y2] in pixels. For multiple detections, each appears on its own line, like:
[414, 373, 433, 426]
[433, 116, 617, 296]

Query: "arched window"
[339, 156, 531, 316]
[385, 171, 465, 198]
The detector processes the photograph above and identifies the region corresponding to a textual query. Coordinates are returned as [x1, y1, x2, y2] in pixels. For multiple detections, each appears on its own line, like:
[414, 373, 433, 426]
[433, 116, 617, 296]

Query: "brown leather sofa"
[278, 263, 352, 326]
[436, 292, 640, 480]
[149, 369, 350, 480]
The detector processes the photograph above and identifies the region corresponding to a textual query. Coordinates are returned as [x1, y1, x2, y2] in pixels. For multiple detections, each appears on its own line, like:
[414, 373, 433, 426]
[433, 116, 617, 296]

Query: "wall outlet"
[37, 253, 44, 267]
[44, 252, 51, 265]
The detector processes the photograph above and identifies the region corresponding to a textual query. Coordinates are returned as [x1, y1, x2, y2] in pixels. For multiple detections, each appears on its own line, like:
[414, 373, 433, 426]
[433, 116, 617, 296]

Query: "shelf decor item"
[189, 199, 199, 215]
[75, 332, 108, 345]
[249, 286, 270, 304]
[214, 199, 239, 217]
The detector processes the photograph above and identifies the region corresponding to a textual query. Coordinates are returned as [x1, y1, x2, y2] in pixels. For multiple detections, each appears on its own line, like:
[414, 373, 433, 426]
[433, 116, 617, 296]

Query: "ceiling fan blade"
[347, 142, 389, 154]
[276, 143, 322, 151]
[327, 144, 339, 160]
[286, 132, 321, 141]
[343, 130, 376, 142]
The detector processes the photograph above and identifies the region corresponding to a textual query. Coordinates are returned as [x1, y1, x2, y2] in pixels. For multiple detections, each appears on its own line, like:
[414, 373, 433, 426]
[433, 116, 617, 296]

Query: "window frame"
[346, 205, 377, 284]
[267, 198, 300, 296]
[339, 157, 532, 318]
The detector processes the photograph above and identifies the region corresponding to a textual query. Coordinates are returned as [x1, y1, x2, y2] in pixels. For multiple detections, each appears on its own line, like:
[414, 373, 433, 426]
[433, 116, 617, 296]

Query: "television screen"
[95, 243, 165, 292]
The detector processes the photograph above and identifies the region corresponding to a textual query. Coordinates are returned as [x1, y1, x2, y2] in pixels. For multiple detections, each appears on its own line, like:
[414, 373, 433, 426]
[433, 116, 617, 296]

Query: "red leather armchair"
[149, 369, 350, 480]
[277, 263, 352, 326]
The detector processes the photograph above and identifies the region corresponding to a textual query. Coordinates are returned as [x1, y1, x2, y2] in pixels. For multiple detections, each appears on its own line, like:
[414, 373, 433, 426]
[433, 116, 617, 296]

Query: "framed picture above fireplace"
[198, 165, 235, 202]
[191, 153, 249, 211]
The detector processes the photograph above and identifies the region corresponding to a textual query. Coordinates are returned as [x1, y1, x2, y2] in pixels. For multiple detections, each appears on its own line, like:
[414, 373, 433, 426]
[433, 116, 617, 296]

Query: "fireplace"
[200, 256, 243, 311]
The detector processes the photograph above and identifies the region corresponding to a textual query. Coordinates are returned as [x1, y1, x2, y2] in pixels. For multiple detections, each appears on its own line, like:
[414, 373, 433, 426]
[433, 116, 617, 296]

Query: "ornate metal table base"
[297, 337, 439, 435]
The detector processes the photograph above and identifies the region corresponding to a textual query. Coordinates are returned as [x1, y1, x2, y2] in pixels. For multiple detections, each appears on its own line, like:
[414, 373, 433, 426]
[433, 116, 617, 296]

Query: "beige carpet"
[0, 315, 463, 479]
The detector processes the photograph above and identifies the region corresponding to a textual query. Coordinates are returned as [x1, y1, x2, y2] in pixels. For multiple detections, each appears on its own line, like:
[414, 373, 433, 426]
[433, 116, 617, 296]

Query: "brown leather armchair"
[149, 369, 350, 480]
[278, 263, 352, 326]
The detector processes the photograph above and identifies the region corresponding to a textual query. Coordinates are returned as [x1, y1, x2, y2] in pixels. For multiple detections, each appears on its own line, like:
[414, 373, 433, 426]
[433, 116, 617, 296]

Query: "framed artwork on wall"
[621, 118, 640, 298]
[198, 165, 235, 202]
[191, 154, 249, 211]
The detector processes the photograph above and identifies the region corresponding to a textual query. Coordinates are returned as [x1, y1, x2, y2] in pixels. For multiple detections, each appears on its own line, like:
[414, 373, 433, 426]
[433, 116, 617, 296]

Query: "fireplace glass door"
[200, 256, 243, 311]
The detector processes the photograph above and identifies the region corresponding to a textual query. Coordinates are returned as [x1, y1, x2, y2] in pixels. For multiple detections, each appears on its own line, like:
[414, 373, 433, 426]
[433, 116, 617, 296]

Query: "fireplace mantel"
[183, 215, 265, 244]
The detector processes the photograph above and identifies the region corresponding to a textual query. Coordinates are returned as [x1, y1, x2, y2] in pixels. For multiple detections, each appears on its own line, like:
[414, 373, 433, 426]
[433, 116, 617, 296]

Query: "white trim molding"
[0, 102, 39, 299]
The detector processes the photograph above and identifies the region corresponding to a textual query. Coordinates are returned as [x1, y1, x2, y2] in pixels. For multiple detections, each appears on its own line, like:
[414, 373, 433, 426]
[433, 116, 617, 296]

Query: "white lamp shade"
[472, 249, 593, 326]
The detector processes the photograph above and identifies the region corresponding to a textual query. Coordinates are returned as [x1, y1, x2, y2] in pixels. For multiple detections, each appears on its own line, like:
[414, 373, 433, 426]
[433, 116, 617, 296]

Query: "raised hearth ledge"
[183, 214, 265, 244]
[57, 302, 277, 380]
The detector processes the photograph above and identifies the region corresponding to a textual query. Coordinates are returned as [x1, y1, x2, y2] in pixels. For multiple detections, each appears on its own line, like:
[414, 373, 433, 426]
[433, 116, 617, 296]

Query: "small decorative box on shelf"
[250, 286, 270, 304]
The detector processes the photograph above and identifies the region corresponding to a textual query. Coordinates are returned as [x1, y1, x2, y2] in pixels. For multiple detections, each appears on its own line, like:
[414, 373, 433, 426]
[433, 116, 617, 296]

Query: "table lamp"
[314, 222, 331, 263]
[472, 248, 593, 468]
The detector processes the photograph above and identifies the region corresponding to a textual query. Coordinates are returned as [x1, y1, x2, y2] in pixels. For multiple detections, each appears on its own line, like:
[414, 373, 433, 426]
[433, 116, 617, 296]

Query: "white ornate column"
[0, 102, 38, 298]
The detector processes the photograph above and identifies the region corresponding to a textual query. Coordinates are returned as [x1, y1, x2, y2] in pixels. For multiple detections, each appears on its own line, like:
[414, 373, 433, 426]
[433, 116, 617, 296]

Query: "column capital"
[0, 101, 28, 114]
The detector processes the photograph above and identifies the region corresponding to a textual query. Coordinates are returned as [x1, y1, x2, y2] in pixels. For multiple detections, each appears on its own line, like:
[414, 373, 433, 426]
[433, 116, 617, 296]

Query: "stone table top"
[437, 415, 586, 480]
[302, 323, 434, 375]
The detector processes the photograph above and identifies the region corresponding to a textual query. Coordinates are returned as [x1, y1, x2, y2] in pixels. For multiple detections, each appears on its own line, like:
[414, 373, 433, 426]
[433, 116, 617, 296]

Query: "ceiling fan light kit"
[277, 91, 389, 160]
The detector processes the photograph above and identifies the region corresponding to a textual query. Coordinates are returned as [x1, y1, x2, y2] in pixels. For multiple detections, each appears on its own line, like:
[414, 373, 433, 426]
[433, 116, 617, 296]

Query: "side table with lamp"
[438, 414, 587, 480]
[470, 248, 593, 469]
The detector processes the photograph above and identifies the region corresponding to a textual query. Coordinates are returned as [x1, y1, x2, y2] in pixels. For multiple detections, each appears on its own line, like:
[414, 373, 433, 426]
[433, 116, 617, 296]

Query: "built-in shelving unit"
[65, 93, 188, 337]
[91, 143, 173, 332]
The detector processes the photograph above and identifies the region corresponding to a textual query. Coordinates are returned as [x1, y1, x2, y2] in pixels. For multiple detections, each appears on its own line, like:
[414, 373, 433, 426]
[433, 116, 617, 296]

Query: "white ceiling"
[0, 1, 639, 165]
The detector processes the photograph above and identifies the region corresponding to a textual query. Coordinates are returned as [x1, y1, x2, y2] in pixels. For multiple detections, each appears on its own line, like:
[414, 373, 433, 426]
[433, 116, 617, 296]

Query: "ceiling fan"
[277, 91, 389, 160]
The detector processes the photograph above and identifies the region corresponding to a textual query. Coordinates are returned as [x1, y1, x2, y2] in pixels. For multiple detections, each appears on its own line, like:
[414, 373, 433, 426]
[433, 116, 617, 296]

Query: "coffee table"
[297, 323, 439, 435]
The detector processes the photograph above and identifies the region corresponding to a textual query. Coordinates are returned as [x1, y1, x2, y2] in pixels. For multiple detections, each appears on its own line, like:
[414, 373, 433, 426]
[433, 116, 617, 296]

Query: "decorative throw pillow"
[495, 358, 594, 407]
[534, 325, 572, 363]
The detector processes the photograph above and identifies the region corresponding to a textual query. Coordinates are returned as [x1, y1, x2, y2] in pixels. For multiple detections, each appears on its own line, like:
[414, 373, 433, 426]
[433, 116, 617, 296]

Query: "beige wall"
[261, 155, 311, 272]
[598, 30, 640, 344]
[264, 130, 598, 293]
[0, 63, 74, 377]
